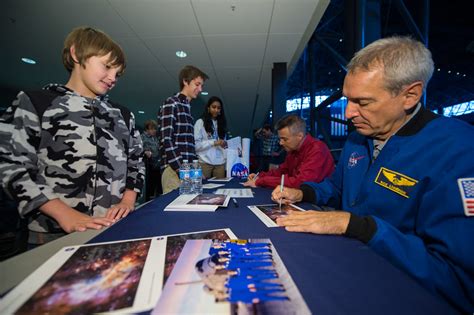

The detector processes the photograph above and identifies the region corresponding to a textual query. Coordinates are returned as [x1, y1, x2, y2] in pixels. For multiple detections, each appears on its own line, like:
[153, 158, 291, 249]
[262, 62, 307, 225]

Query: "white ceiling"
[1, 0, 329, 136]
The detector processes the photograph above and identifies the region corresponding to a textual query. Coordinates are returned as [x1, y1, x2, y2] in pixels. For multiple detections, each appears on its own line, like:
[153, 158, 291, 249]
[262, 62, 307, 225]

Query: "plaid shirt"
[262, 134, 280, 156]
[158, 93, 196, 171]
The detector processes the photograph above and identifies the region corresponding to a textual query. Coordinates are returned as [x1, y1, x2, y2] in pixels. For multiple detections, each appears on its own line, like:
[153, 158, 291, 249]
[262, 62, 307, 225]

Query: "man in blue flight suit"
[271, 36, 474, 313]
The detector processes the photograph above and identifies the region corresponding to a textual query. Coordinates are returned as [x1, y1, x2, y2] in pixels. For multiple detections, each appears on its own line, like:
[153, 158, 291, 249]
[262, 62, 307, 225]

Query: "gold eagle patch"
[375, 167, 418, 198]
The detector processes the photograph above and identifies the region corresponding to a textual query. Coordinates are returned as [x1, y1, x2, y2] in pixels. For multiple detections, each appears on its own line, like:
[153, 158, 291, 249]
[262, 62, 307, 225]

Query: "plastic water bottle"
[191, 159, 203, 194]
[179, 159, 192, 194]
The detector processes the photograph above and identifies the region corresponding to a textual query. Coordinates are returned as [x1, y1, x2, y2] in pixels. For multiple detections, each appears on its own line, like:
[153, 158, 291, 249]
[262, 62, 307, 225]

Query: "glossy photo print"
[1, 229, 237, 314]
[153, 239, 311, 315]
[248, 204, 305, 227]
[16, 239, 151, 314]
[163, 229, 236, 286]
[187, 194, 227, 206]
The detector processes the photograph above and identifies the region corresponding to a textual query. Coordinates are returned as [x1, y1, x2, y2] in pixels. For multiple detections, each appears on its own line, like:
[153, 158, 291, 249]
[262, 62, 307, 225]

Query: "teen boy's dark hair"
[178, 65, 209, 89]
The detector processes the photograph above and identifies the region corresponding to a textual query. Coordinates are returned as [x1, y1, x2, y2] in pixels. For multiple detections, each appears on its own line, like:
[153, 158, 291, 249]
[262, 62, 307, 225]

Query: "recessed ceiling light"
[176, 50, 187, 58]
[201, 91, 208, 95]
[138, 110, 145, 114]
[21, 57, 36, 64]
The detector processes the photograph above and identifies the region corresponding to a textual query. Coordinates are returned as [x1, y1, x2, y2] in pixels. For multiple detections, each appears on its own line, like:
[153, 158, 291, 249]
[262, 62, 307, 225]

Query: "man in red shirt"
[244, 115, 334, 188]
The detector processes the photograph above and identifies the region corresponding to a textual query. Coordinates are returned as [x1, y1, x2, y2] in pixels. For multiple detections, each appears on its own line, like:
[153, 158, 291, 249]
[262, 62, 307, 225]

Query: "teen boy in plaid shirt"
[158, 65, 209, 193]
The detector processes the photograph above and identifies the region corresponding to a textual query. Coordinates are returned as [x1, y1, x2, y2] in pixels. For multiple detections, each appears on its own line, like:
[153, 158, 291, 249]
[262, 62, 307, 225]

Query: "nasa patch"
[348, 152, 366, 169]
[231, 163, 249, 179]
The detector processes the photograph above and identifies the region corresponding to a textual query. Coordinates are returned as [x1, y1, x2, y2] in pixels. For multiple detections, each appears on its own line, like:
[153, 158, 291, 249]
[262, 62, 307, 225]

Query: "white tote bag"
[225, 137, 250, 178]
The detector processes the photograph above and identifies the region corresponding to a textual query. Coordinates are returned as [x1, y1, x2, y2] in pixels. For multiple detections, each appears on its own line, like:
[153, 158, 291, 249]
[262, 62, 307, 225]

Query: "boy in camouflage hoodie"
[0, 26, 145, 245]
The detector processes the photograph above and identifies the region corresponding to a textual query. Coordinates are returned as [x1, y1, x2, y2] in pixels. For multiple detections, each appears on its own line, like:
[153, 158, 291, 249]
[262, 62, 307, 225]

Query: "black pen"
[232, 198, 239, 208]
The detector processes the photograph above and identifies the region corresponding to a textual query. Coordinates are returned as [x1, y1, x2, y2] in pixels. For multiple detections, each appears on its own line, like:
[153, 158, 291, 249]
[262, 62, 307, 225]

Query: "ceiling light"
[138, 110, 145, 114]
[176, 50, 187, 58]
[201, 91, 208, 95]
[21, 57, 36, 64]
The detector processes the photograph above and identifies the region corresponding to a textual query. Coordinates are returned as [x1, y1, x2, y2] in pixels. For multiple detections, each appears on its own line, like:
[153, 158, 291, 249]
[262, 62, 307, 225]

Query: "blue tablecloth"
[91, 179, 458, 315]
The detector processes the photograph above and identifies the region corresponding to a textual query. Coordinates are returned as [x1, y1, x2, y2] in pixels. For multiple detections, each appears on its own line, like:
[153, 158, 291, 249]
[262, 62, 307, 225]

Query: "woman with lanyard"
[194, 96, 228, 178]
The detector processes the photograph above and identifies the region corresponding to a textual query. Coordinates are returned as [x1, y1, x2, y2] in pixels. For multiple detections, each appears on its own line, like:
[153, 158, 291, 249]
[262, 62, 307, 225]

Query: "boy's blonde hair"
[62, 26, 126, 76]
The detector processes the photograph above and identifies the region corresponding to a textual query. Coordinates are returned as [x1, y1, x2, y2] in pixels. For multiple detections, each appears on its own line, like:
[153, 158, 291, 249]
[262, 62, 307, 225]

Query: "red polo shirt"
[256, 135, 334, 188]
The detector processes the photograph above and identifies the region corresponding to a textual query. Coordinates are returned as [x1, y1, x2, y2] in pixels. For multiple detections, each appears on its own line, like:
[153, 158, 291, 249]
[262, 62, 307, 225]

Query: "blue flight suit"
[303, 108, 474, 313]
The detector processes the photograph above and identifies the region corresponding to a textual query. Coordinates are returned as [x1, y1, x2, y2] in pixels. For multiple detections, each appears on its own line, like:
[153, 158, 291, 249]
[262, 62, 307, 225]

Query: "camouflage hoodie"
[0, 84, 144, 240]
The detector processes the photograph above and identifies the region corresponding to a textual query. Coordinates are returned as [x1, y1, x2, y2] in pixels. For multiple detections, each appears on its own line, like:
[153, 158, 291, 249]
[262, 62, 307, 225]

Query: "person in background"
[141, 119, 162, 200]
[194, 96, 228, 179]
[0, 26, 144, 246]
[249, 128, 262, 174]
[272, 36, 474, 313]
[244, 115, 334, 189]
[254, 124, 281, 172]
[158, 65, 209, 194]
